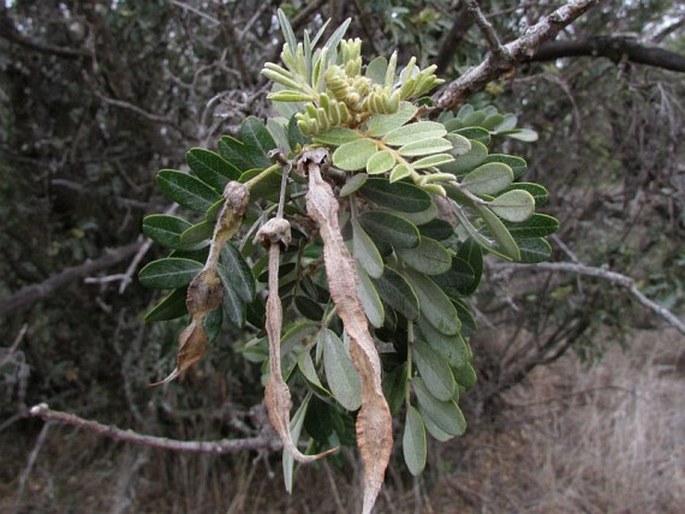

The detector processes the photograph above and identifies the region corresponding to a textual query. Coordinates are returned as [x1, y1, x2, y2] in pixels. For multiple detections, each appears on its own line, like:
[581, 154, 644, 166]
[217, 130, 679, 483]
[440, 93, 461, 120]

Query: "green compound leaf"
[366, 150, 396, 175]
[445, 133, 471, 155]
[142, 214, 208, 251]
[489, 189, 536, 222]
[412, 153, 455, 170]
[456, 239, 483, 295]
[340, 172, 368, 197]
[484, 154, 527, 181]
[416, 316, 468, 368]
[404, 269, 460, 336]
[397, 236, 452, 275]
[217, 135, 255, 172]
[313, 127, 362, 146]
[517, 237, 552, 263]
[156, 170, 221, 213]
[239, 116, 277, 168]
[403, 406, 427, 476]
[220, 243, 256, 302]
[398, 137, 453, 157]
[332, 138, 378, 171]
[217, 264, 245, 326]
[352, 219, 384, 279]
[413, 339, 456, 401]
[180, 220, 214, 244]
[441, 140, 488, 176]
[138, 257, 203, 289]
[359, 177, 432, 212]
[389, 163, 412, 182]
[144, 287, 188, 321]
[186, 148, 240, 191]
[461, 162, 514, 196]
[383, 121, 447, 146]
[367, 101, 418, 137]
[359, 211, 420, 249]
[413, 376, 466, 436]
[476, 205, 521, 261]
[504, 213, 559, 238]
[371, 266, 419, 320]
[357, 264, 384, 328]
[321, 329, 362, 411]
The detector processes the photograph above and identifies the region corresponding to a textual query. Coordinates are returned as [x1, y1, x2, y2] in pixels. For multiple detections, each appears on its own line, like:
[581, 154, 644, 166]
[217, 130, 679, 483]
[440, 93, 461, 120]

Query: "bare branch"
[28, 403, 281, 455]
[434, 0, 603, 111]
[14, 421, 53, 513]
[531, 36, 685, 72]
[0, 242, 143, 316]
[489, 261, 685, 335]
[0, 324, 28, 367]
[464, 0, 511, 62]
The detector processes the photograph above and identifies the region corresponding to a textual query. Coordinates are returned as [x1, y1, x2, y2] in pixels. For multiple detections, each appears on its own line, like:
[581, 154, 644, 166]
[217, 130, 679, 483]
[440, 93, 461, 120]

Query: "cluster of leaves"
[138, 11, 558, 511]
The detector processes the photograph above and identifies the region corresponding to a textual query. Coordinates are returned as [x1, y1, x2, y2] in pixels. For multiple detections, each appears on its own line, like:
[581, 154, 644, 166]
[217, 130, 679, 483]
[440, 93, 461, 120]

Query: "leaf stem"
[244, 163, 281, 191]
[406, 320, 415, 405]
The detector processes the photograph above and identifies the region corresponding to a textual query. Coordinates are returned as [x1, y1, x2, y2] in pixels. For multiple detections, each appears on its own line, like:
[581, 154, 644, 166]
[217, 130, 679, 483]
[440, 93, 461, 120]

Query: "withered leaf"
[303, 149, 392, 514]
[150, 317, 208, 386]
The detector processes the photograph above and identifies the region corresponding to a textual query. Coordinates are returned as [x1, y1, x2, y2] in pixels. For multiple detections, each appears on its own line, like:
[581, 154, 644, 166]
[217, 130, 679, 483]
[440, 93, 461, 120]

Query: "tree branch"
[434, 0, 603, 111]
[464, 0, 510, 63]
[29, 403, 281, 455]
[530, 36, 685, 72]
[0, 242, 143, 316]
[490, 261, 685, 335]
[435, 1, 476, 74]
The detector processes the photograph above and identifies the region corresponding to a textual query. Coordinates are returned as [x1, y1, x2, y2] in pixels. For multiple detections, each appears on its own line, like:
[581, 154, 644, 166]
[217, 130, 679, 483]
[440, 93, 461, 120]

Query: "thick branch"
[490, 261, 685, 335]
[531, 36, 685, 72]
[29, 403, 279, 454]
[0, 242, 142, 316]
[434, 0, 603, 111]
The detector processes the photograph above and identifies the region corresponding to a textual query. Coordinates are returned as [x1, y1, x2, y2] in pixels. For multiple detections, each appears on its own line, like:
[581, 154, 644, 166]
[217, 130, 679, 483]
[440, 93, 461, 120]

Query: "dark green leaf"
[451, 298, 476, 338]
[372, 267, 419, 320]
[456, 239, 483, 295]
[419, 218, 454, 240]
[138, 258, 202, 289]
[217, 263, 245, 326]
[321, 329, 362, 411]
[239, 116, 277, 168]
[503, 182, 548, 206]
[358, 211, 420, 249]
[484, 154, 527, 181]
[382, 363, 407, 415]
[353, 219, 384, 278]
[403, 406, 427, 476]
[477, 205, 521, 260]
[217, 135, 253, 172]
[156, 170, 221, 212]
[432, 256, 476, 298]
[220, 244, 256, 302]
[144, 288, 188, 321]
[357, 264, 384, 328]
[180, 220, 214, 244]
[517, 237, 552, 263]
[440, 140, 488, 175]
[204, 308, 223, 341]
[359, 177, 432, 213]
[143, 214, 207, 251]
[397, 237, 452, 275]
[417, 316, 468, 368]
[413, 339, 456, 401]
[186, 148, 240, 191]
[504, 213, 559, 239]
[453, 127, 490, 145]
[413, 376, 466, 436]
[404, 269, 460, 335]
[294, 295, 325, 321]
[452, 361, 477, 389]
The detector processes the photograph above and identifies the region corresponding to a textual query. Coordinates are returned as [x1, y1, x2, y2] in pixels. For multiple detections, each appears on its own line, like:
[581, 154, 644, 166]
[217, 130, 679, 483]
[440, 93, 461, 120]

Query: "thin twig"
[0, 324, 28, 367]
[464, 0, 511, 62]
[28, 403, 281, 454]
[170, 0, 220, 26]
[489, 261, 685, 335]
[13, 421, 53, 514]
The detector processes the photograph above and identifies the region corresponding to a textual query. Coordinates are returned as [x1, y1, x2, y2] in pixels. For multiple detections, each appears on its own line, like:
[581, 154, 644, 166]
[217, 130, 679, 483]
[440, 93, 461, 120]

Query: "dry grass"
[429, 328, 684, 514]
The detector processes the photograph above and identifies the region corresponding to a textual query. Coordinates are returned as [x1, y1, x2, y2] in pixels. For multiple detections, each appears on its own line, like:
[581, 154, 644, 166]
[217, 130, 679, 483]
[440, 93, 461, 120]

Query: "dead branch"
[0, 242, 143, 316]
[531, 36, 685, 72]
[28, 403, 281, 455]
[434, 0, 603, 111]
[489, 261, 685, 335]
